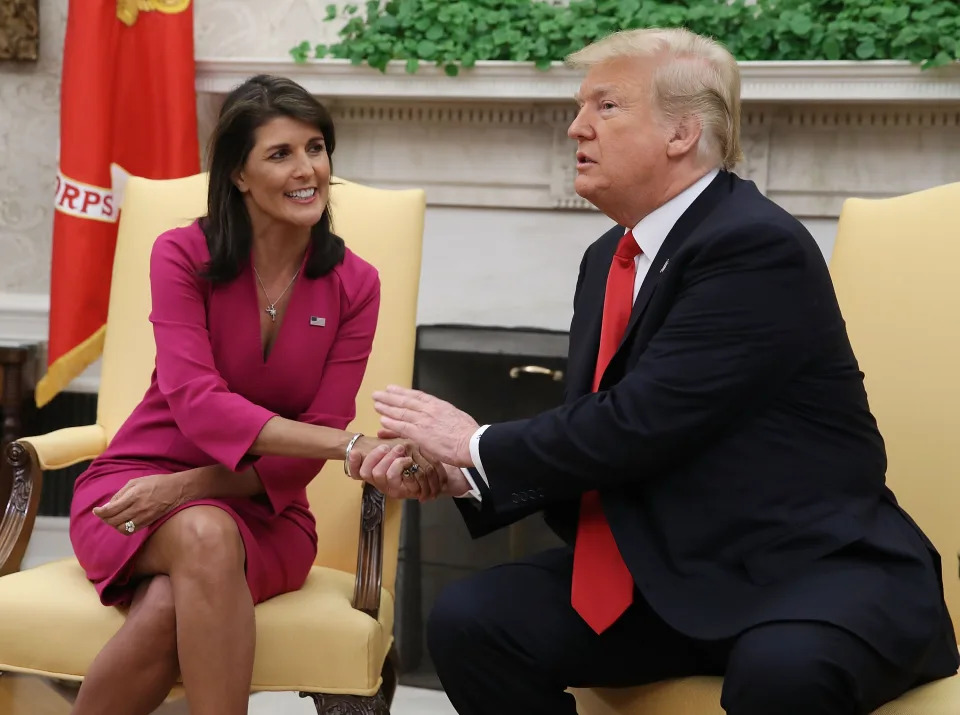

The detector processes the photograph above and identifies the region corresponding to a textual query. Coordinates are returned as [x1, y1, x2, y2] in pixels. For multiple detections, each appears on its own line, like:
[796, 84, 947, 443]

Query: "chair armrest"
[19, 424, 107, 470]
[0, 425, 106, 577]
[352, 482, 387, 620]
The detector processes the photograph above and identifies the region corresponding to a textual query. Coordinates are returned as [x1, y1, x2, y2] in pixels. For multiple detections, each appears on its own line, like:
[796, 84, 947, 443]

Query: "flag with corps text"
[37, 0, 200, 406]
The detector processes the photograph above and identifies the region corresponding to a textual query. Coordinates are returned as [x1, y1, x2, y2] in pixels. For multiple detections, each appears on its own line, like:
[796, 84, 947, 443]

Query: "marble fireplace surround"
[196, 58, 960, 219]
[194, 59, 960, 342]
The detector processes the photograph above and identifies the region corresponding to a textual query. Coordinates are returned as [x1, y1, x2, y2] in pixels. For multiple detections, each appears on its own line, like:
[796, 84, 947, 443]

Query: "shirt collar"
[629, 168, 719, 261]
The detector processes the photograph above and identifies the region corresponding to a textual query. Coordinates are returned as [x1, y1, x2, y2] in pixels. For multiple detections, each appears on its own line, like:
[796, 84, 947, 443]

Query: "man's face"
[568, 56, 672, 225]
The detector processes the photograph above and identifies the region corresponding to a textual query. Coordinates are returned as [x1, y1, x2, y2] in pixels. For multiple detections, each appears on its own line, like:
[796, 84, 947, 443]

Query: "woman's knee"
[130, 575, 177, 648]
[165, 506, 246, 578]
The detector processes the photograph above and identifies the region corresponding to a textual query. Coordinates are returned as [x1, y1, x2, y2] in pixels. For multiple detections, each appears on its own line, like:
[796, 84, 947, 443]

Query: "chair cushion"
[0, 559, 393, 696]
[571, 677, 727, 714]
[571, 672, 960, 715]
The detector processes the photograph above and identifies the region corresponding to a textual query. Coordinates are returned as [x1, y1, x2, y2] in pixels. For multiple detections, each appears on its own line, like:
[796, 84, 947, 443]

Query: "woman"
[68, 74, 438, 715]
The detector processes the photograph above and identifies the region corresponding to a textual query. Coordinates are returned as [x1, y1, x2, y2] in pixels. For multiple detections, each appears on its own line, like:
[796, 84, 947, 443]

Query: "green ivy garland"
[291, 0, 960, 74]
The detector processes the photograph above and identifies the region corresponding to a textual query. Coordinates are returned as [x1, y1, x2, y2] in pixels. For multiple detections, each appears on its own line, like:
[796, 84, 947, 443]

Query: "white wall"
[0, 0, 67, 295]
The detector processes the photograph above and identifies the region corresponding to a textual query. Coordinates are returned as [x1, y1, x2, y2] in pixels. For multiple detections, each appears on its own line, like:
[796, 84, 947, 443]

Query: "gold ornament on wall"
[117, 0, 192, 27]
[0, 0, 39, 61]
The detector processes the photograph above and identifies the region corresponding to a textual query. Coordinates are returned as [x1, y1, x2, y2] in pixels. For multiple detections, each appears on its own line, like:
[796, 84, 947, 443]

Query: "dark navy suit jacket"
[456, 171, 958, 675]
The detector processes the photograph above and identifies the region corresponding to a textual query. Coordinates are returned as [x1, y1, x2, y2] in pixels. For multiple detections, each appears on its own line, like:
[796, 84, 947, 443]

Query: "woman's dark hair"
[200, 74, 343, 283]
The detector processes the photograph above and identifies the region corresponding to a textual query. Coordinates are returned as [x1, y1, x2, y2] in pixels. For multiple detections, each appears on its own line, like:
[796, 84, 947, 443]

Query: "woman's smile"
[284, 187, 318, 203]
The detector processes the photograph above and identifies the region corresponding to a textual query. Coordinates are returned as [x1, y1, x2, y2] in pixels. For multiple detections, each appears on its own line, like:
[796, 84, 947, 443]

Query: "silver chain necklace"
[253, 266, 300, 322]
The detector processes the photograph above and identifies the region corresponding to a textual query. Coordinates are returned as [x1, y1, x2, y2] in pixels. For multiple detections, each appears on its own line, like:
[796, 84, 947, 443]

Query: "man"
[353, 28, 959, 715]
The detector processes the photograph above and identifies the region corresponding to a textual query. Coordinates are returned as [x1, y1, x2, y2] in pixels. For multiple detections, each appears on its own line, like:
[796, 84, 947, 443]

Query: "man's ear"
[666, 114, 703, 159]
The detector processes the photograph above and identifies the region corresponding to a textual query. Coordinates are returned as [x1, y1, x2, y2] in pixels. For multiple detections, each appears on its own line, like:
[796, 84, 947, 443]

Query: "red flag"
[37, 0, 199, 406]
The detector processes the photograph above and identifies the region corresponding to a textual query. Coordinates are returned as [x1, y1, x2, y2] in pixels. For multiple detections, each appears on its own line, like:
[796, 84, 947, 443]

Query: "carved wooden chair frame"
[0, 440, 397, 715]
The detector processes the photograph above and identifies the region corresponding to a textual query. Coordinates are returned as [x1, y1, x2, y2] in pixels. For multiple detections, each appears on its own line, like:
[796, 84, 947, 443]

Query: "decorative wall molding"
[0, 291, 99, 394]
[193, 54, 952, 342]
[333, 103, 544, 125]
[762, 106, 960, 217]
[204, 97, 957, 217]
[196, 58, 960, 103]
[0, 291, 48, 342]
[780, 107, 960, 128]
[194, 60, 960, 219]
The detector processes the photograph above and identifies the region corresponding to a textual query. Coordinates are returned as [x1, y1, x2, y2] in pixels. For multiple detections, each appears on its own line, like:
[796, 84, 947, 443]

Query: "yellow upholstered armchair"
[0, 173, 425, 714]
[572, 182, 960, 714]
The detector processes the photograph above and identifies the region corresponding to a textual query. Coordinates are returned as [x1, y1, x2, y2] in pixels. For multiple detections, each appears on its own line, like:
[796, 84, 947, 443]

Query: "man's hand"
[352, 443, 472, 500]
[346, 437, 447, 501]
[93, 473, 185, 534]
[372, 385, 478, 467]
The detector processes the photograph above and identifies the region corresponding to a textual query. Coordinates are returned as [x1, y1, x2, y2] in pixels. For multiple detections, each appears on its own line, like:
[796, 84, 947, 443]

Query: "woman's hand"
[346, 437, 446, 501]
[93, 473, 186, 535]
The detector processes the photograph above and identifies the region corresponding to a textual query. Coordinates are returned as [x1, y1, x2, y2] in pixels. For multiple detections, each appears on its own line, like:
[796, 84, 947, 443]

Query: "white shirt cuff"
[455, 467, 482, 502]
[453, 425, 490, 503]
[469, 424, 491, 488]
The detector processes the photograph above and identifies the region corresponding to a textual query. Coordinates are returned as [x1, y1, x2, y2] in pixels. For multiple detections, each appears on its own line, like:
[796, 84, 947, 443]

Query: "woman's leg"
[71, 575, 179, 715]
[133, 505, 254, 715]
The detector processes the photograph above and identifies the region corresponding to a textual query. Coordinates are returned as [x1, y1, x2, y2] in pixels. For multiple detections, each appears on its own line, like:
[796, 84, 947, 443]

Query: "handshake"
[343, 385, 480, 501]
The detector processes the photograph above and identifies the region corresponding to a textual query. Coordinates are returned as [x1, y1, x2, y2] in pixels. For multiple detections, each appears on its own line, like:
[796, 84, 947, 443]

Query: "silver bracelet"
[343, 432, 364, 478]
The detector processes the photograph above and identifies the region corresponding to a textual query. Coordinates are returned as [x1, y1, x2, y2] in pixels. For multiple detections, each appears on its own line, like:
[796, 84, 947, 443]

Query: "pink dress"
[70, 221, 380, 607]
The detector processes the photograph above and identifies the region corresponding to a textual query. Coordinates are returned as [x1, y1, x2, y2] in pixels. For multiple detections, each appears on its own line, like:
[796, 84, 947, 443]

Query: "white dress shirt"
[459, 169, 720, 499]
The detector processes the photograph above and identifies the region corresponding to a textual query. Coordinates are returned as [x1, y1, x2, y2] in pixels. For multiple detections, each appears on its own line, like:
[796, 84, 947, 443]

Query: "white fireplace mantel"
[189, 56, 960, 336]
[194, 57, 960, 220]
[195, 58, 960, 103]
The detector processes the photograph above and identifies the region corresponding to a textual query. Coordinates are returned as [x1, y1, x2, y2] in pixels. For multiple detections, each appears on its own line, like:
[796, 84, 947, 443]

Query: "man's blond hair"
[567, 28, 743, 170]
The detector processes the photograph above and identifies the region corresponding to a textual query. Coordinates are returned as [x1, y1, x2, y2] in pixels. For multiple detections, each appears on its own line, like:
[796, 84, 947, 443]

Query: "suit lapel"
[570, 171, 736, 395]
[567, 226, 622, 398]
[621, 171, 733, 343]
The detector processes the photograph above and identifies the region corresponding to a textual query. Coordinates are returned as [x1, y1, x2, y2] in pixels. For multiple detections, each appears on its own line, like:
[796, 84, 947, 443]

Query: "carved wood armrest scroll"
[0, 441, 43, 576]
[351, 482, 386, 620]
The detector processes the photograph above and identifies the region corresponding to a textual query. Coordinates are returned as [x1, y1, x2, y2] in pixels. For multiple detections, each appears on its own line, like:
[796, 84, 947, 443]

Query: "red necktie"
[571, 230, 640, 634]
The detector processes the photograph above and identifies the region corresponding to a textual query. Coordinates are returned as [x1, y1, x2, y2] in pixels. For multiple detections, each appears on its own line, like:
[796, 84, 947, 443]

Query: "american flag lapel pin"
[310, 316, 326, 327]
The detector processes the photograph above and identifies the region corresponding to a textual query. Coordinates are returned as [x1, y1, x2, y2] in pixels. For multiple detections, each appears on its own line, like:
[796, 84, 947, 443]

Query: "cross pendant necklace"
[254, 266, 300, 322]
